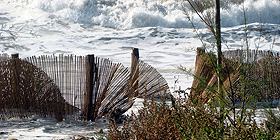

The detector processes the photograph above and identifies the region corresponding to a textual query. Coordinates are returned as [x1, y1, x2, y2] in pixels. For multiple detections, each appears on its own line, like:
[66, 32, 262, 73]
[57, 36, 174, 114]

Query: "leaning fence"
[190, 48, 280, 104]
[0, 48, 169, 121]
[25, 54, 86, 120]
[224, 49, 280, 101]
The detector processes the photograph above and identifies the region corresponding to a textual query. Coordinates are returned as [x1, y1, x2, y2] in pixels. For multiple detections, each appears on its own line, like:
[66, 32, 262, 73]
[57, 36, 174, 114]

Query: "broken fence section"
[0, 48, 170, 121]
[0, 56, 71, 121]
[190, 48, 280, 104]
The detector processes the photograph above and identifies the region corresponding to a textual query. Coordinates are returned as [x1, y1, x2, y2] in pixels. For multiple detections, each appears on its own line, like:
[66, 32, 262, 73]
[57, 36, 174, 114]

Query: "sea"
[0, 0, 280, 139]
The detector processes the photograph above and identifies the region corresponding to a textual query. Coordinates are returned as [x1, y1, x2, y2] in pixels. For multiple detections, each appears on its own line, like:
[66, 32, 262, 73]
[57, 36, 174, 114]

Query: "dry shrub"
[172, 95, 220, 139]
[108, 93, 274, 139]
[109, 97, 182, 139]
[108, 94, 221, 139]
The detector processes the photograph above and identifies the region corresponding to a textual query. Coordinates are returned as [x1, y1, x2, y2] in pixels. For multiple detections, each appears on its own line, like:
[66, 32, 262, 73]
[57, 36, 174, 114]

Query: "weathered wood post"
[12, 53, 19, 59]
[83, 54, 95, 121]
[188, 47, 219, 105]
[131, 48, 139, 97]
[11, 53, 21, 114]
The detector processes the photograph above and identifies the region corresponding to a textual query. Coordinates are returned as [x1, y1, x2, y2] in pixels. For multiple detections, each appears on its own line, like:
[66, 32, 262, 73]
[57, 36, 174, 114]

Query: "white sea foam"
[221, 0, 280, 27]
[2, 0, 279, 29]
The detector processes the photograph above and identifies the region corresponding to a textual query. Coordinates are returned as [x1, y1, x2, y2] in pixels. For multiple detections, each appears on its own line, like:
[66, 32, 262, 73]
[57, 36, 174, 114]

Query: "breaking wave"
[3, 0, 280, 29]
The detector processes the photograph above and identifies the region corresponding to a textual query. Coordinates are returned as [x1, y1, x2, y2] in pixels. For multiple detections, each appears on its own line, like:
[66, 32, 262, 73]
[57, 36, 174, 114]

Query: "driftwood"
[190, 48, 280, 105]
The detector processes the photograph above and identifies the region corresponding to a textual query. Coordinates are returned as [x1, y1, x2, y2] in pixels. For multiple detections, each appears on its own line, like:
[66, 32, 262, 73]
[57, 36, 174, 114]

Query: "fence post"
[83, 54, 95, 121]
[11, 53, 21, 113]
[12, 53, 19, 59]
[131, 48, 139, 97]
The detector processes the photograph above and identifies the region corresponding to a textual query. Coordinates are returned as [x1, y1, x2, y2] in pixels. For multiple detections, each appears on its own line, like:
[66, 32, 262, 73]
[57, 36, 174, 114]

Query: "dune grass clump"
[108, 95, 224, 139]
[108, 97, 182, 139]
[108, 95, 280, 139]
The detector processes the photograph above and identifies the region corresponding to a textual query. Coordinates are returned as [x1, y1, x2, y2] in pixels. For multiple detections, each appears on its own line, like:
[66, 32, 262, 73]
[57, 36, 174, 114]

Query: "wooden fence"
[0, 48, 169, 121]
[190, 48, 280, 105]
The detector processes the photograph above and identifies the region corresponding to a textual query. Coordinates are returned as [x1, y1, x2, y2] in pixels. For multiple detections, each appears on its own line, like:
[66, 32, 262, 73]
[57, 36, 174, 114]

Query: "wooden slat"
[1, 50, 170, 121]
